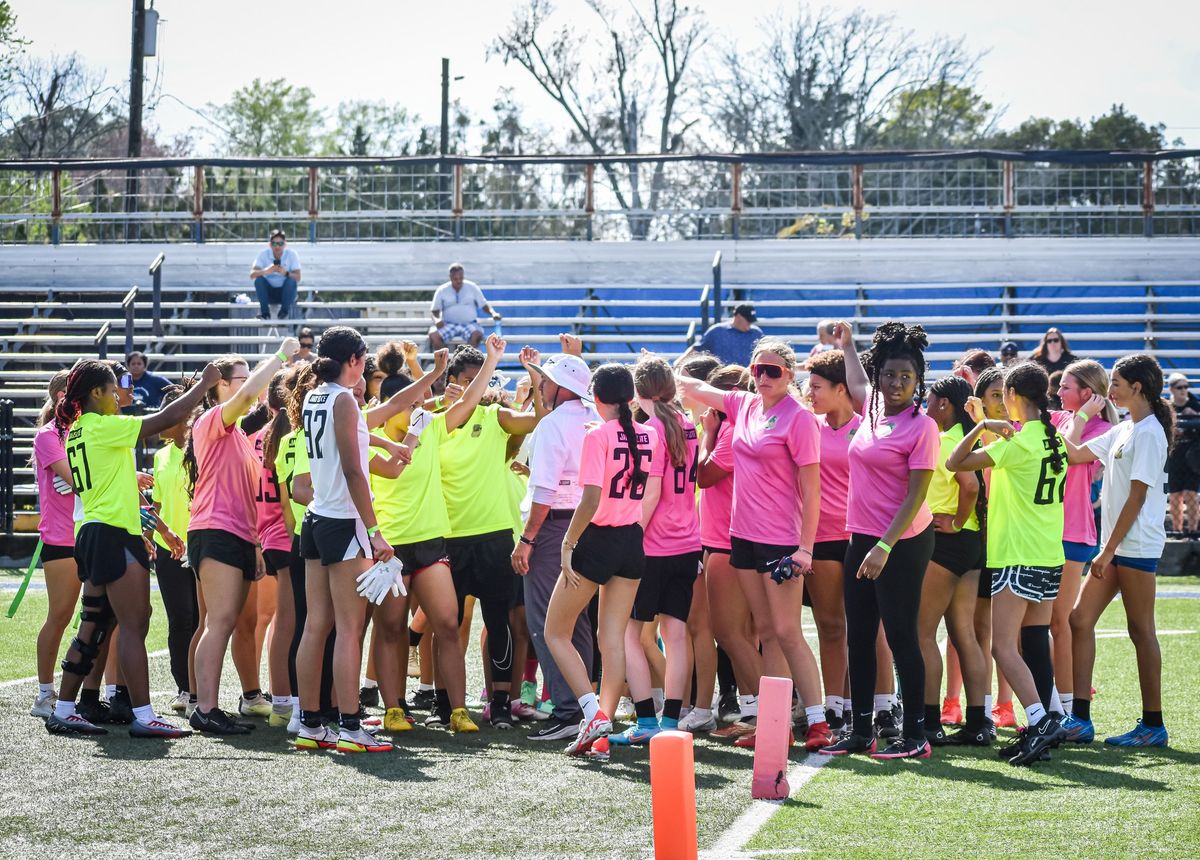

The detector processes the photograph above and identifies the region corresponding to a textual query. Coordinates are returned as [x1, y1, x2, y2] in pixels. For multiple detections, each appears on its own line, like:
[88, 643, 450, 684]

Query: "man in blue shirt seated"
[250, 230, 302, 320]
[685, 303, 764, 366]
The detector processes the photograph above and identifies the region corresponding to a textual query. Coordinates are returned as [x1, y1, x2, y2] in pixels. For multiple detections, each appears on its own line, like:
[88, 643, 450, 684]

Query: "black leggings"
[155, 546, 198, 693]
[458, 594, 515, 684]
[843, 527, 935, 739]
[289, 538, 336, 712]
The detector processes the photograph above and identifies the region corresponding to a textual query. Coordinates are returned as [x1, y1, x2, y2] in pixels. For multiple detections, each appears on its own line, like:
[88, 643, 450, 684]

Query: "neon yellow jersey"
[506, 461, 528, 538]
[370, 416, 451, 545]
[983, 421, 1066, 567]
[152, 441, 190, 550]
[439, 404, 515, 539]
[926, 424, 979, 531]
[65, 411, 143, 537]
[274, 429, 309, 538]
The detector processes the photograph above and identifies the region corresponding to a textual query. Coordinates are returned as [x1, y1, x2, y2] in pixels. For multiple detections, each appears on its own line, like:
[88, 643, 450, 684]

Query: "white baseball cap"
[527, 354, 593, 401]
[1167, 372, 1189, 387]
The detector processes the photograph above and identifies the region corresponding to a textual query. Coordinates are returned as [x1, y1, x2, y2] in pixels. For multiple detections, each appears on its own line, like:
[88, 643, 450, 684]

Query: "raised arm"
[444, 335, 505, 433]
[365, 348, 449, 429]
[140, 363, 221, 439]
[946, 419, 1006, 473]
[675, 374, 729, 413]
[832, 321, 867, 414]
[221, 338, 299, 428]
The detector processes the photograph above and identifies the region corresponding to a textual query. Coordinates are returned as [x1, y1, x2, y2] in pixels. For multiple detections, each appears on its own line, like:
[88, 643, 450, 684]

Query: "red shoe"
[714, 719, 756, 740]
[992, 702, 1017, 729]
[734, 729, 794, 749]
[941, 698, 963, 726]
[805, 721, 834, 751]
[565, 711, 611, 756]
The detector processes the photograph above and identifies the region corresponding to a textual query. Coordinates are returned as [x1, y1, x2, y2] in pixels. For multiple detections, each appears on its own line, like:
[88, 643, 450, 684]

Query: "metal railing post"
[122, 286, 139, 356]
[452, 163, 463, 241]
[852, 164, 864, 240]
[149, 253, 165, 337]
[192, 165, 204, 243]
[1142, 161, 1155, 238]
[585, 163, 595, 241]
[51, 168, 62, 246]
[731, 162, 742, 241]
[1003, 160, 1015, 239]
[0, 399, 13, 536]
[95, 321, 111, 359]
[711, 251, 723, 321]
[698, 283, 711, 334]
[308, 166, 319, 243]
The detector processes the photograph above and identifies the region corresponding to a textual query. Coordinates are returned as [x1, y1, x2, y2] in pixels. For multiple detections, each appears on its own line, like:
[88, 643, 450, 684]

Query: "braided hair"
[1004, 362, 1064, 475]
[55, 360, 116, 439]
[929, 375, 987, 530]
[866, 322, 929, 426]
[262, 366, 301, 470]
[1113, 353, 1176, 454]
[592, 363, 647, 494]
[634, 356, 688, 469]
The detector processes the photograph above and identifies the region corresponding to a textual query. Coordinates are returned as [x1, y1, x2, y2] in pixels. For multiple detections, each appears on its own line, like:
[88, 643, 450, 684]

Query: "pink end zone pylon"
[751, 675, 793, 800]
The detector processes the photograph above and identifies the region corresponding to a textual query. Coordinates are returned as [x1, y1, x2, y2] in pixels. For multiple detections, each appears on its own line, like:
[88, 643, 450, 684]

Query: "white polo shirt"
[253, 247, 300, 288]
[1087, 414, 1169, 559]
[526, 398, 600, 510]
[432, 280, 488, 326]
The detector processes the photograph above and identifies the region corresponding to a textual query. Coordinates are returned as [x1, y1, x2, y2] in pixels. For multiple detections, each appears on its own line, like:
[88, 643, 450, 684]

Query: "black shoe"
[528, 718, 579, 741]
[77, 698, 114, 725]
[717, 689, 740, 723]
[360, 686, 380, 709]
[107, 690, 134, 725]
[1008, 714, 1063, 766]
[46, 712, 108, 735]
[871, 736, 932, 760]
[424, 711, 451, 728]
[925, 724, 953, 746]
[489, 700, 514, 730]
[407, 689, 436, 711]
[818, 733, 876, 756]
[189, 707, 252, 736]
[825, 709, 846, 734]
[944, 726, 993, 747]
[874, 709, 899, 739]
[984, 718, 997, 742]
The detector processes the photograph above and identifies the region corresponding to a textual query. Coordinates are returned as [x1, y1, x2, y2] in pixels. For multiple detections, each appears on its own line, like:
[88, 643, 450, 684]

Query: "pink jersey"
[33, 422, 75, 546]
[815, 412, 861, 543]
[578, 418, 660, 528]
[723, 390, 821, 546]
[252, 431, 291, 553]
[1052, 410, 1111, 546]
[188, 404, 259, 543]
[846, 401, 939, 539]
[699, 420, 735, 551]
[643, 412, 701, 556]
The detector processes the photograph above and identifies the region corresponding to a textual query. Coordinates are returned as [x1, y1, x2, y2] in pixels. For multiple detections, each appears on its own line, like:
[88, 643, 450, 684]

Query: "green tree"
[321, 101, 422, 156]
[0, 1, 27, 91]
[210, 78, 324, 156]
[877, 84, 996, 148]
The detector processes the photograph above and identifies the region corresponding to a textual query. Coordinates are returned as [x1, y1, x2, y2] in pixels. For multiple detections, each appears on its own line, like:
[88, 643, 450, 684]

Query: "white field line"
[0, 648, 170, 689]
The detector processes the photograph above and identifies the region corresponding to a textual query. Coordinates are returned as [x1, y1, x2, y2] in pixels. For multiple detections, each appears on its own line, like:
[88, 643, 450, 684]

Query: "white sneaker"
[31, 692, 57, 719]
[185, 700, 197, 719]
[239, 693, 272, 718]
[615, 696, 635, 722]
[170, 692, 189, 713]
[287, 713, 301, 735]
[678, 708, 717, 734]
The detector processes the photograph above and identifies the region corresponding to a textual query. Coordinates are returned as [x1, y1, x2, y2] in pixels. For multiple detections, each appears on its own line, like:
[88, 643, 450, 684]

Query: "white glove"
[355, 557, 406, 605]
[53, 475, 73, 495]
[408, 407, 433, 438]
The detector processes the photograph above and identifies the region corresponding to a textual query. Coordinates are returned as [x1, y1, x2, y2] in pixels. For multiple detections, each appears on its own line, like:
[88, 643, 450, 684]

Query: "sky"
[11, 0, 1200, 151]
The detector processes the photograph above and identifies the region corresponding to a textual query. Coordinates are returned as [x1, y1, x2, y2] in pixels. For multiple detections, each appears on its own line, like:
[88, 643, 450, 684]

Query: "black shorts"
[448, 530, 518, 604]
[991, 564, 1063, 603]
[729, 536, 797, 574]
[572, 523, 644, 586]
[930, 528, 984, 577]
[702, 545, 730, 557]
[1167, 454, 1199, 493]
[300, 512, 369, 566]
[812, 539, 849, 564]
[41, 542, 75, 563]
[393, 536, 450, 577]
[75, 522, 149, 586]
[978, 567, 995, 600]
[187, 528, 257, 581]
[632, 551, 702, 622]
[262, 548, 291, 577]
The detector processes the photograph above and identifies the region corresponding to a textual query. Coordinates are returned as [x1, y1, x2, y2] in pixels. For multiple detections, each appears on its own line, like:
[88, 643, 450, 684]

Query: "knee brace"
[60, 593, 115, 677]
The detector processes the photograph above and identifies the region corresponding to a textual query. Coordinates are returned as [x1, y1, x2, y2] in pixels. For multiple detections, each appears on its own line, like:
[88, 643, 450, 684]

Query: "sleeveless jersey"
[303, 382, 371, 520]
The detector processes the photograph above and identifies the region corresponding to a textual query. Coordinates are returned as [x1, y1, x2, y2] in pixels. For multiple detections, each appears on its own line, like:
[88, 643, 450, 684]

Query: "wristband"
[796, 546, 813, 556]
[1076, 409, 1092, 422]
[875, 539, 893, 554]
[276, 350, 288, 363]
[367, 525, 380, 538]
[519, 535, 535, 547]
[563, 539, 577, 551]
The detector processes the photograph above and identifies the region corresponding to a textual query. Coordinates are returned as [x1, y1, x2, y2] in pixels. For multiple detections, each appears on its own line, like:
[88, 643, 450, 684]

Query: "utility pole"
[125, 0, 147, 240]
[439, 57, 450, 227]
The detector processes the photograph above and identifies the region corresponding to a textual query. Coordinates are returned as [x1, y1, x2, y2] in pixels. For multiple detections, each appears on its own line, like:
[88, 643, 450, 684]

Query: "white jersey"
[303, 382, 371, 520]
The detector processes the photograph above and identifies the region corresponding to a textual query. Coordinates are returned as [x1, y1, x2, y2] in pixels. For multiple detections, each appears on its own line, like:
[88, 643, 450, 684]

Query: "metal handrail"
[0, 399, 12, 535]
[95, 321, 111, 359]
[711, 252, 722, 322]
[149, 253, 165, 336]
[122, 287, 139, 356]
[698, 283, 711, 333]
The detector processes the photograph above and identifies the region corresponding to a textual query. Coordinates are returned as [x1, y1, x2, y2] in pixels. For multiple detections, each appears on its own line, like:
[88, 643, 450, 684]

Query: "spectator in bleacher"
[999, 341, 1020, 368]
[1030, 327, 1077, 375]
[429, 263, 502, 350]
[685, 303, 764, 367]
[809, 320, 838, 358]
[290, 327, 315, 366]
[1167, 372, 1200, 534]
[952, 348, 997, 389]
[250, 230, 302, 321]
[125, 351, 172, 411]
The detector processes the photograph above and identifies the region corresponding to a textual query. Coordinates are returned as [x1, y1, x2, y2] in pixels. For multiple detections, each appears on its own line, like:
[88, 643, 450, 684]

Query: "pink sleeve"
[711, 423, 734, 471]
[198, 406, 233, 442]
[908, 418, 940, 470]
[722, 390, 747, 426]
[788, 408, 821, 467]
[34, 428, 65, 468]
[649, 419, 669, 478]
[578, 427, 605, 489]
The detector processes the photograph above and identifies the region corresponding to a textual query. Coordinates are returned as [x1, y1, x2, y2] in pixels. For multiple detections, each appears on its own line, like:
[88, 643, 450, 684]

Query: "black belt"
[547, 509, 575, 520]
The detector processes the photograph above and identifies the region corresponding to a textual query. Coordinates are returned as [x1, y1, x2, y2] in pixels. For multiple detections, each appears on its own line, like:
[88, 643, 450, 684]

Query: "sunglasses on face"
[1172, 384, 1188, 390]
[1045, 338, 1061, 344]
[271, 240, 285, 246]
[298, 342, 314, 349]
[751, 363, 784, 380]
[118, 373, 132, 388]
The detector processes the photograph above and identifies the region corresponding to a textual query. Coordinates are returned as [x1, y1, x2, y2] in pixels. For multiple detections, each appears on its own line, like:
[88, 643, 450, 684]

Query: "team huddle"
[26, 318, 1174, 767]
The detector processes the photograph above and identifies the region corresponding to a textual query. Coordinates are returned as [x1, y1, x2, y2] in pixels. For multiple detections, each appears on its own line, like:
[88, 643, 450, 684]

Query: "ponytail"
[616, 400, 648, 493]
[633, 355, 688, 469]
[593, 362, 646, 494]
[313, 325, 367, 383]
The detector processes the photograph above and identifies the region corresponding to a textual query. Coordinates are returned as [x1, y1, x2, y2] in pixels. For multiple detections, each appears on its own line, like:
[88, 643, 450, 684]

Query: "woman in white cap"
[511, 345, 601, 743]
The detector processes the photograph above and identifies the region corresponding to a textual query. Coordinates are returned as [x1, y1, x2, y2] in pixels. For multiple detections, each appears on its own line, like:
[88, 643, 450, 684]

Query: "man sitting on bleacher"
[429, 262, 502, 349]
[250, 230, 302, 320]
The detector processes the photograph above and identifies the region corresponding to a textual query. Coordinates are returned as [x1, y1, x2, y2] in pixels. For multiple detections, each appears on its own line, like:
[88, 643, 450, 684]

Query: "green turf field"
[1, 570, 1197, 859]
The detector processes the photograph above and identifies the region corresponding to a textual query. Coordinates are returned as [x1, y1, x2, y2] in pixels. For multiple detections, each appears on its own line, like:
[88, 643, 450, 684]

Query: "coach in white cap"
[512, 343, 600, 741]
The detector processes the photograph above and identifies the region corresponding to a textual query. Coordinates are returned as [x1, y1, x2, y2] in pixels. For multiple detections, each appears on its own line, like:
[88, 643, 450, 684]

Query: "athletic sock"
[578, 692, 600, 722]
[291, 697, 301, 719]
[1048, 685, 1064, 716]
[885, 693, 898, 710]
[984, 694, 993, 714]
[1060, 692, 1074, 715]
[873, 694, 890, 713]
[133, 704, 155, 723]
[1023, 702, 1047, 727]
[651, 688, 665, 714]
[634, 698, 657, 720]
[55, 696, 76, 719]
[434, 688, 451, 720]
[523, 657, 538, 684]
[271, 695, 290, 707]
[300, 710, 323, 730]
[80, 688, 100, 706]
[690, 707, 713, 723]
[824, 695, 844, 716]
[924, 704, 941, 729]
[1020, 625, 1054, 708]
[490, 689, 511, 710]
[738, 695, 758, 718]
[242, 688, 262, 701]
[1142, 710, 1164, 728]
[804, 704, 825, 727]
[38, 682, 54, 697]
[104, 684, 117, 700]
[409, 630, 423, 648]
[965, 705, 985, 732]
[114, 684, 130, 701]
[1072, 698, 1092, 722]
[662, 698, 683, 722]
[339, 712, 361, 733]
[361, 678, 378, 690]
